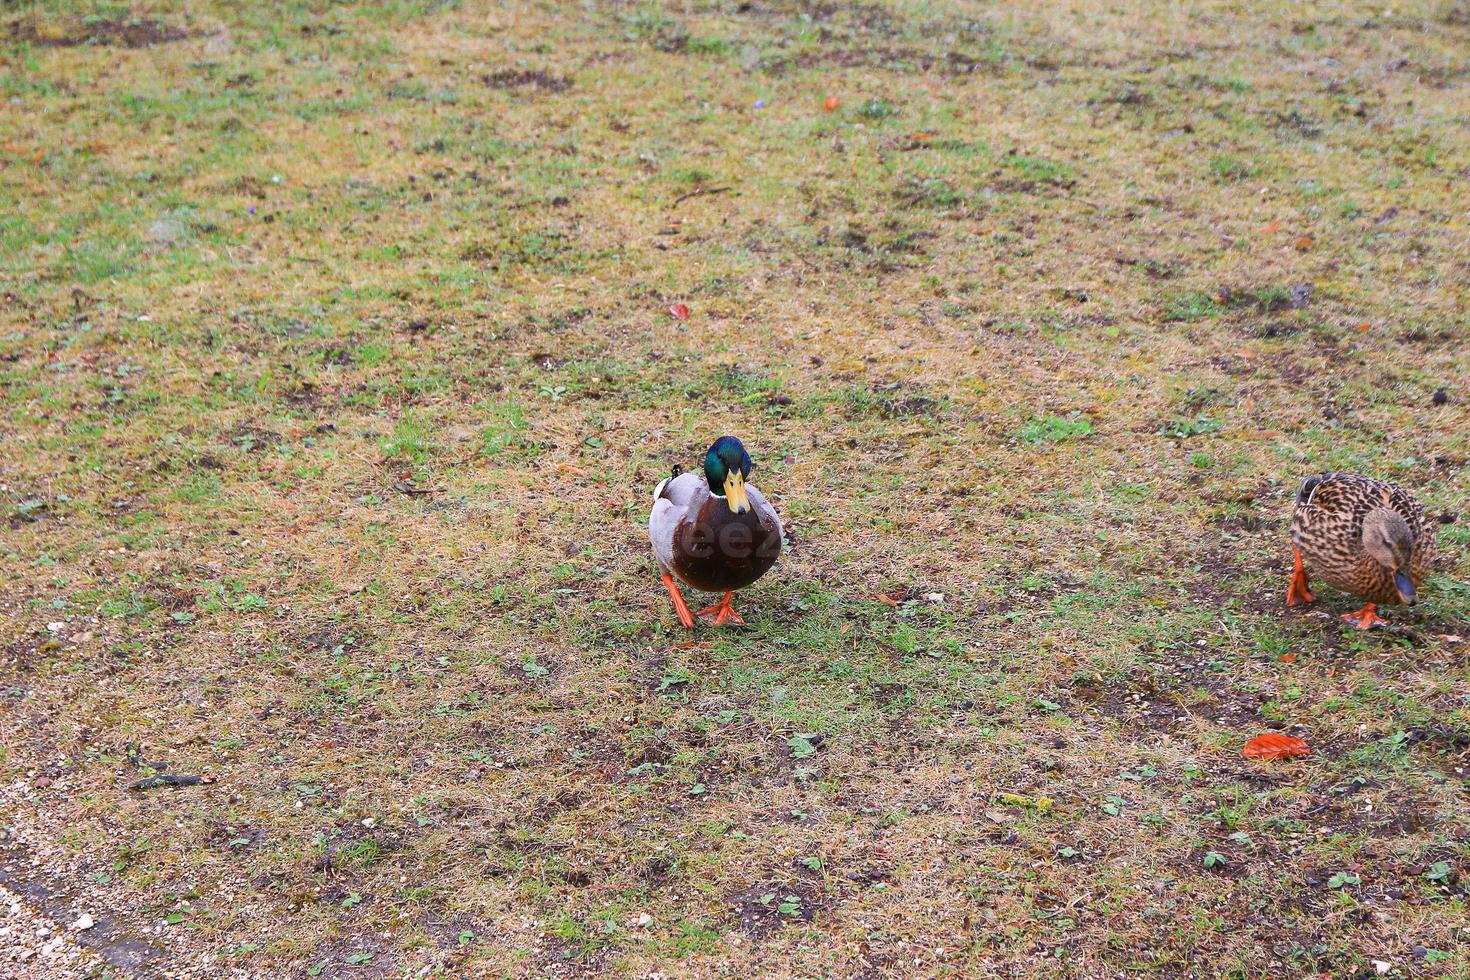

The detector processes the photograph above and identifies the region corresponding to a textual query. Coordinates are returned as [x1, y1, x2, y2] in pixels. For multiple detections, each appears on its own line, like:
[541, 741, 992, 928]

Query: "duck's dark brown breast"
[670, 496, 781, 592]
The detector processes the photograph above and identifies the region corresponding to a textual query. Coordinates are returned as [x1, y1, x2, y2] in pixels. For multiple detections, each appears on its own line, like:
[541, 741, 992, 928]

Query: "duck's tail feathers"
[1296, 473, 1330, 508]
[653, 464, 684, 504]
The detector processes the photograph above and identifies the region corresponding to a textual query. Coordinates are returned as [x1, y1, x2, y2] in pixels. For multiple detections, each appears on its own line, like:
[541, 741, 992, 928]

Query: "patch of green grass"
[201, 580, 268, 614]
[1163, 291, 1223, 321]
[1017, 414, 1094, 444]
[479, 398, 537, 459]
[897, 176, 965, 209]
[97, 589, 158, 619]
[1004, 153, 1075, 186]
[856, 98, 896, 120]
[1158, 415, 1222, 438]
[684, 36, 730, 55]
[382, 414, 436, 464]
[1208, 155, 1259, 181]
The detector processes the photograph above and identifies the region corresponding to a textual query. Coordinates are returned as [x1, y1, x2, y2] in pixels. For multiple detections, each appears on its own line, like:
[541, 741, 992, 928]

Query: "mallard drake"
[649, 436, 783, 627]
[1288, 473, 1437, 629]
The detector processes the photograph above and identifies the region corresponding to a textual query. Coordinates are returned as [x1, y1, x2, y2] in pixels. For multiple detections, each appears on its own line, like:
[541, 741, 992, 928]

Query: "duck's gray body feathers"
[649, 472, 782, 593]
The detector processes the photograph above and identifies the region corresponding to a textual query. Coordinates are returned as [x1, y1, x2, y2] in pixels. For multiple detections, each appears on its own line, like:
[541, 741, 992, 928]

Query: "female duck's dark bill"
[1393, 571, 1416, 605]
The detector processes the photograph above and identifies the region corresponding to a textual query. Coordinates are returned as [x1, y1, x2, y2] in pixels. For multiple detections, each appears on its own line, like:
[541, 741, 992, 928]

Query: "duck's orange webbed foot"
[661, 572, 695, 630]
[695, 592, 745, 626]
[1342, 603, 1389, 630]
[1286, 545, 1316, 607]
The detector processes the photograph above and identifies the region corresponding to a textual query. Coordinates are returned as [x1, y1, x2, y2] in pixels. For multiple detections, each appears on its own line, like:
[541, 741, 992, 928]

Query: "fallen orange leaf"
[1356, 322, 1371, 333]
[1242, 733, 1310, 760]
[1259, 219, 1282, 235]
[875, 593, 899, 607]
[823, 96, 840, 111]
[838, 622, 851, 635]
[32, 149, 44, 165]
[1294, 235, 1314, 251]
[669, 303, 690, 320]
[1279, 653, 1297, 663]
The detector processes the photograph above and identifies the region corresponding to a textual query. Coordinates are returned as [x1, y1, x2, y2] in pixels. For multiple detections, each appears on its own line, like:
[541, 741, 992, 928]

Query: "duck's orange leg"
[695, 591, 745, 626]
[1342, 603, 1389, 630]
[661, 572, 695, 629]
[1286, 545, 1316, 607]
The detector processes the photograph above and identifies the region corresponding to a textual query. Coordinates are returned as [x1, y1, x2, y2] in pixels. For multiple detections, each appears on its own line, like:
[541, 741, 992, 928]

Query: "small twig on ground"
[671, 185, 731, 207]
[390, 480, 441, 495]
[125, 742, 214, 791]
[446, 449, 484, 468]
[125, 742, 154, 771]
[130, 774, 215, 791]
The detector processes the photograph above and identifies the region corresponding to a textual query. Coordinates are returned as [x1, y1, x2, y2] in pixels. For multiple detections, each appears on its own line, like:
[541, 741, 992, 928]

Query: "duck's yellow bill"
[724, 472, 750, 514]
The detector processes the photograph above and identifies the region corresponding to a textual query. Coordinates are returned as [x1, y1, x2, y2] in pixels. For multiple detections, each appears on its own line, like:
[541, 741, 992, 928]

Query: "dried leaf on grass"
[1242, 733, 1310, 760]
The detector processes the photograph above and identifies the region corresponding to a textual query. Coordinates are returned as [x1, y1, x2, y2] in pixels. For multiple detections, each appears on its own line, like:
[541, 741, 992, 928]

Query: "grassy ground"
[2, 1, 1468, 976]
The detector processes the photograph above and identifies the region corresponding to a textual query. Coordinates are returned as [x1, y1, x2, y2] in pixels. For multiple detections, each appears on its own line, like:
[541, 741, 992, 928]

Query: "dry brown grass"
[1, 1, 1468, 977]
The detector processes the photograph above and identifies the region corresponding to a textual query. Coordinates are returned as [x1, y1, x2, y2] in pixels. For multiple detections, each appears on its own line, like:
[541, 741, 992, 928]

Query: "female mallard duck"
[649, 436, 782, 627]
[1289, 473, 1437, 629]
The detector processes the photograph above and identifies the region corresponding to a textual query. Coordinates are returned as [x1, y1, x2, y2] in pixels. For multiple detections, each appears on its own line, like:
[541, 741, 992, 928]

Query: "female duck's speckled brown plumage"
[1288, 473, 1437, 628]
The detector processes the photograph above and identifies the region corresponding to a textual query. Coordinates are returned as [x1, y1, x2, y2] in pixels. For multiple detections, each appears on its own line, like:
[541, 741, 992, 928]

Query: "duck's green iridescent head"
[704, 436, 753, 514]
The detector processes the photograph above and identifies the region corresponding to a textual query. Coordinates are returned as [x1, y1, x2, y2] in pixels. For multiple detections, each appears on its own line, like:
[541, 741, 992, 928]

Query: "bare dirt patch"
[226, 423, 283, 453]
[8, 17, 193, 48]
[725, 877, 824, 938]
[0, 840, 164, 974]
[483, 69, 572, 92]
